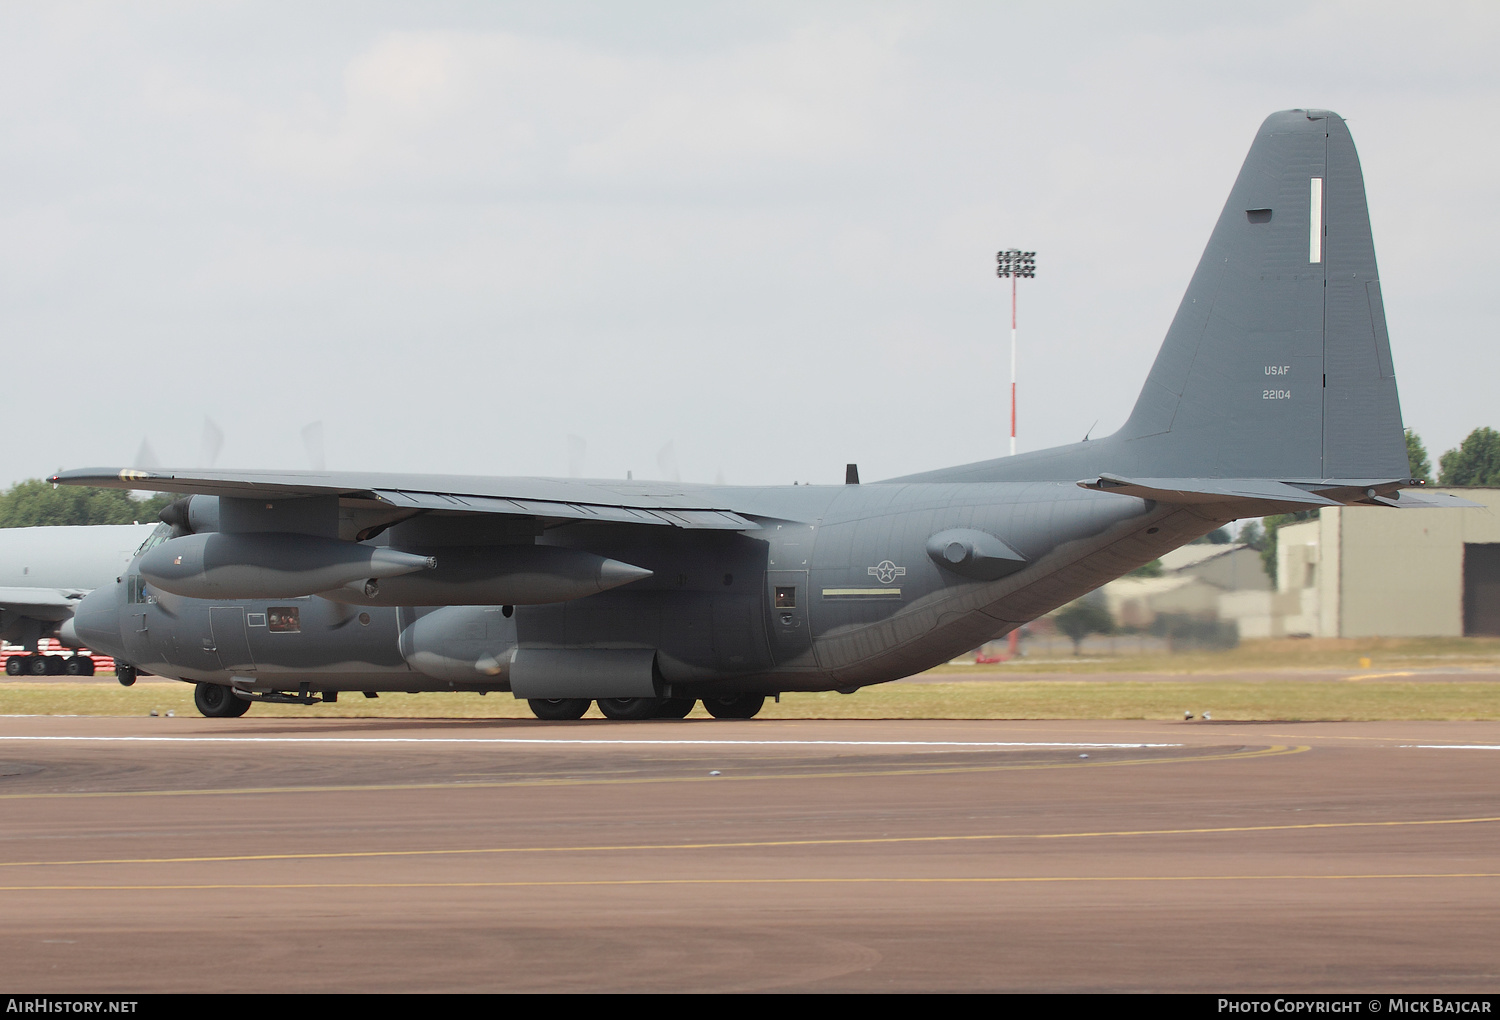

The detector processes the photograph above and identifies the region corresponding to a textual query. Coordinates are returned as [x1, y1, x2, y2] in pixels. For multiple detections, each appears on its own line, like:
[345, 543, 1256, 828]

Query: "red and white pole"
[1009, 273, 1018, 457]
[1007, 272, 1020, 657]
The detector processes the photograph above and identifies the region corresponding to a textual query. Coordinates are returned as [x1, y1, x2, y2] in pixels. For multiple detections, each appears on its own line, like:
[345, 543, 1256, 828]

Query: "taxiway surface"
[2, 714, 1498, 992]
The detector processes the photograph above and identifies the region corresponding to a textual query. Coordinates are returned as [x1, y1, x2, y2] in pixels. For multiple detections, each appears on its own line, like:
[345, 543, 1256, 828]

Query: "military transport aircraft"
[57, 110, 1463, 720]
[0, 524, 156, 675]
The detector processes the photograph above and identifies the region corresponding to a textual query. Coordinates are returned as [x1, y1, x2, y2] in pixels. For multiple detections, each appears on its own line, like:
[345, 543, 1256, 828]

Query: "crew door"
[209, 607, 256, 673]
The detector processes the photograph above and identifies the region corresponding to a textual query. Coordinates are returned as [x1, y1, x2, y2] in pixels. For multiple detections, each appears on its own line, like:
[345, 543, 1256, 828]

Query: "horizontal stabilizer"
[1077, 475, 1343, 506]
[1370, 490, 1483, 509]
[1079, 474, 1479, 511]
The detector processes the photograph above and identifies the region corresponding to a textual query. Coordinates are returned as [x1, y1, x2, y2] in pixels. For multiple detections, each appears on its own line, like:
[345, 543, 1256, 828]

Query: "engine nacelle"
[139, 532, 435, 600]
[316, 544, 652, 606]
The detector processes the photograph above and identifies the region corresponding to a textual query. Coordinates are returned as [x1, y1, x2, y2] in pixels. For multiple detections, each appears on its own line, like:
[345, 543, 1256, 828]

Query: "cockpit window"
[134, 521, 173, 557]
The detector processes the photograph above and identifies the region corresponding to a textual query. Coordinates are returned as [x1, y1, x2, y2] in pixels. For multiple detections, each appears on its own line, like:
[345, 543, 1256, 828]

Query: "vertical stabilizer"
[1115, 110, 1407, 481]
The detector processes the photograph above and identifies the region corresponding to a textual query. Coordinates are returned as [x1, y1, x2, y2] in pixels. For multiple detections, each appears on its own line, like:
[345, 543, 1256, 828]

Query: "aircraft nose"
[72, 584, 125, 658]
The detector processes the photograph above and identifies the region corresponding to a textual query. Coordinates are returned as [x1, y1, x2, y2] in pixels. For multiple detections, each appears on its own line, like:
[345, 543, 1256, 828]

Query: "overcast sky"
[2, 2, 1496, 489]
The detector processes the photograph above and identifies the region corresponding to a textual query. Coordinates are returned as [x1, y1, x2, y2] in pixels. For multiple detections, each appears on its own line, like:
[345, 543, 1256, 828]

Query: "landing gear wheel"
[64, 657, 93, 676]
[27, 655, 50, 676]
[528, 698, 591, 721]
[194, 682, 251, 718]
[596, 697, 660, 721]
[702, 694, 766, 720]
[5, 656, 23, 676]
[117, 665, 137, 687]
[654, 698, 696, 718]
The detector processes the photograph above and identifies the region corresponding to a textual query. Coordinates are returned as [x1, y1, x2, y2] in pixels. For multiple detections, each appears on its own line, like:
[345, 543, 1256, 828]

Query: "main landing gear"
[194, 682, 252, 718]
[525, 695, 767, 721]
[701, 694, 765, 720]
[4, 654, 96, 677]
[526, 697, 591, 720]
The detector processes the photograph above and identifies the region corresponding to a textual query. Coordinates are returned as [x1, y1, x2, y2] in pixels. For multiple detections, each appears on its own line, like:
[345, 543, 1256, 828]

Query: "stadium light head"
[995, 248, 1038, 279]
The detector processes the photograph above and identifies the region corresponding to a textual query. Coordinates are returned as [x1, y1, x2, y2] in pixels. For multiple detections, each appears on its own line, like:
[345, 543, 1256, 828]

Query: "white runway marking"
[1403, 745, 1500, 751]
[0, 736, 1178, 749]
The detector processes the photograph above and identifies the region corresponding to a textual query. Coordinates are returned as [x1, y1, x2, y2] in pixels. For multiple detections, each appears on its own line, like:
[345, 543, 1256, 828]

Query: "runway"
[2, 715, 1499, 992]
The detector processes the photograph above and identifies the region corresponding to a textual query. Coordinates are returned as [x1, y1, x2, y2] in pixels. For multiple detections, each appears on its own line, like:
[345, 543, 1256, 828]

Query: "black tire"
[194, 682, 251, 718]
[596, 697, 660, 721]
[64, 657, 88, 676]
[117, 665, 136, 687]
[528, 698, 591, 721]
[702, 694, 766, 720]
[654, 698, 696, 718]
[27, 655, 50, 676]
[5, 656, 23, 676]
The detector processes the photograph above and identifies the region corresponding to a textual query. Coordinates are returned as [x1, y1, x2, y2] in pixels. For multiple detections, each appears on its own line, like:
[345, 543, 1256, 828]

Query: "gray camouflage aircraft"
[0, 524, 156, 675]
[58, 110, 1462, 720]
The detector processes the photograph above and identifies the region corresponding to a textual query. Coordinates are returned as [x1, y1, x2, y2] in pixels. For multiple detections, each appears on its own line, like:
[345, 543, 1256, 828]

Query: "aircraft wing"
[51, 468, 763, 531]
[0, 587, 87, 609]
[0, 587, 88, 625]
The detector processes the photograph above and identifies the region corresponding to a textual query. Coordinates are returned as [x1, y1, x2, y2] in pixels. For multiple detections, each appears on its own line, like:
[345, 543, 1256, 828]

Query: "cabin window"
[268, 607, 301, 633]
[774, 586, 797, 609]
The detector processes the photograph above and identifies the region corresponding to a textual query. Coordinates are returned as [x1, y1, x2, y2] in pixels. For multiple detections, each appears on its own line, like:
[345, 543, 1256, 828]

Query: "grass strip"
[4, 678, 1500, 721]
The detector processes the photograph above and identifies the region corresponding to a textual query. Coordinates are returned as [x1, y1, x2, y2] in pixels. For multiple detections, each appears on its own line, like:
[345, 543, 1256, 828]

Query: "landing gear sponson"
[179, 686, 770, 721]
[526, 695, 766, 721]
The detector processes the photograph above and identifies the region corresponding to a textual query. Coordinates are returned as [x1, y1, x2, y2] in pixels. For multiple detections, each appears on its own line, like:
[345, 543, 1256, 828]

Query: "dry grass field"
[4, 637, 1499, 721]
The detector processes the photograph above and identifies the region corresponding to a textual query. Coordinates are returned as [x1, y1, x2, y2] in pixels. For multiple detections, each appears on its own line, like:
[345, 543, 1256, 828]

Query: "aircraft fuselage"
[74, 481, 1204, 698]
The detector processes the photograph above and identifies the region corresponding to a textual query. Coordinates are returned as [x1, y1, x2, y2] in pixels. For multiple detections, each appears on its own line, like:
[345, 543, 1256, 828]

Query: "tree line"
[1406, 427, 1500, 487]
[0, 480, 174, 529]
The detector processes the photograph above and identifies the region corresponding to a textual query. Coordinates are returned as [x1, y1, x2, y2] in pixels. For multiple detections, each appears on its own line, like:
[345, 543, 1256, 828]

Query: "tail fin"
[1116, 109, 1406, 481]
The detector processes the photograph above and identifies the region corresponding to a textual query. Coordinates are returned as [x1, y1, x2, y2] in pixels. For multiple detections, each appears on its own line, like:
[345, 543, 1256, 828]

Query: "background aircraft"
[0, 524, 156, 674]
[60, 110, 1461, 719]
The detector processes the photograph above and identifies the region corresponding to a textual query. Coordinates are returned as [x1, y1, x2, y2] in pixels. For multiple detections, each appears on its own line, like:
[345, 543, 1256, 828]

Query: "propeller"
[133, 438, 161, 472]
[301, 421, 326, 472]
[657, 441, 680, 483]
[199, 417, 224, 468]
[567, 434, 587, 478]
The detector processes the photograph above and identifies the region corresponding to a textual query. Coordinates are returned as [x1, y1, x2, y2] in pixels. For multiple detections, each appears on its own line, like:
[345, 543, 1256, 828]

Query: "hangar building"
[1222, 488, 1500, 638]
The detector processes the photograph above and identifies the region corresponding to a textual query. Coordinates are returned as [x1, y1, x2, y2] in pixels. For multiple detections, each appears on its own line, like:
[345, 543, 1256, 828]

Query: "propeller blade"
[301, 422, 326, 472]
[567, 434, 586, 478]
[657, 441, 680, 483]
[199, 417, 224, 468]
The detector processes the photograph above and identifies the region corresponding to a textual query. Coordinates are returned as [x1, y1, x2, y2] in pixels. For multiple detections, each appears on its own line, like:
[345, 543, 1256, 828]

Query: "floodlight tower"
[995, 249, 1036, 456]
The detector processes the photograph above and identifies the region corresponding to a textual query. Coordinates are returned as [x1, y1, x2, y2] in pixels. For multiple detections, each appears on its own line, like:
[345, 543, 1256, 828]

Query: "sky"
[2, 1, 1496, 489]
